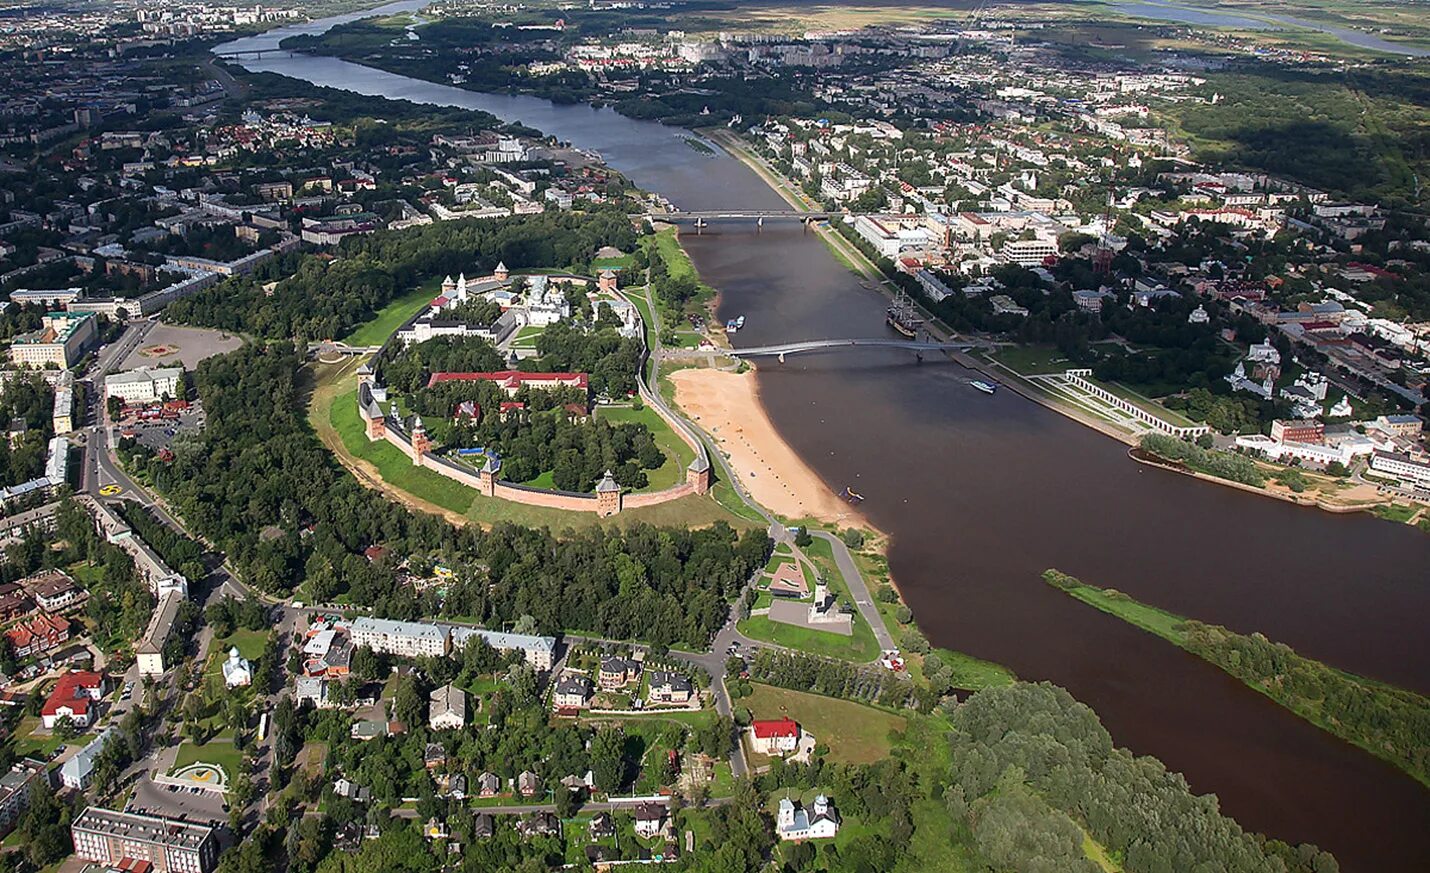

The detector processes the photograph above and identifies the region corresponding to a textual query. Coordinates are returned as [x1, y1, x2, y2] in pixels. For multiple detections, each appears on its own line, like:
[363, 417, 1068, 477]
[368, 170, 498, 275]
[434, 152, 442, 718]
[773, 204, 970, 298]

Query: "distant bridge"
[213, 49, 297, 60]
[645, 210, 842, 222]
[728, 338, 973, 359]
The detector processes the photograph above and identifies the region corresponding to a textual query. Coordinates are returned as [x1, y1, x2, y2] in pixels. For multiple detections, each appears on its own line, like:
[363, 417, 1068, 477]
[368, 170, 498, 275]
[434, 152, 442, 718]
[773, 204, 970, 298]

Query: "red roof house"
[426, 371, 589, 395]
[41, 670, 106, 728]
[6, 613, 70, 659]
[750, 717, 801, 754]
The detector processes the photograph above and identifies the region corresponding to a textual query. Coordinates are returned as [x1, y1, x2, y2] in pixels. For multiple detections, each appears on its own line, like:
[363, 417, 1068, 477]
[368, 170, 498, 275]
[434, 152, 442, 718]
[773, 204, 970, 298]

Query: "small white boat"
[970, 380, 997, 394]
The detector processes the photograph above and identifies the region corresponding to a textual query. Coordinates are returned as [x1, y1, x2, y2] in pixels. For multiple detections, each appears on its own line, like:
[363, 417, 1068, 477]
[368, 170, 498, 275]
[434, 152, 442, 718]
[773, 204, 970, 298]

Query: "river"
[219, 6, 1430, 869]
[1111, 0, 1430, 58]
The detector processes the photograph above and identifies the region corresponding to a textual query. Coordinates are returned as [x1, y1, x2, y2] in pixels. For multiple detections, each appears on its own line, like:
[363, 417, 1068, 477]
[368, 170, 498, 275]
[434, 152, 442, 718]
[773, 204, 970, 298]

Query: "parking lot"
[128, 775, 228, 827]
[117, 405, 206, 452]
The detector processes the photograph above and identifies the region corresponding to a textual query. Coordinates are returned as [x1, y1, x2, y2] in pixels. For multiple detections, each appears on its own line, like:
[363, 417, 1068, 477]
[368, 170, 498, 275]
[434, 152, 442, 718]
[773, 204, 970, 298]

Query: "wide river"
[220, 6, 1430, 869]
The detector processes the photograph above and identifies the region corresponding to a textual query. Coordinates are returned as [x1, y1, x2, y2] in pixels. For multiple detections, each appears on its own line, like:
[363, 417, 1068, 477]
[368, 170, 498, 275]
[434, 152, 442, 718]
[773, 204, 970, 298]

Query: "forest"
[125, 344, 767, 648]
[0, 372, 55, 487]
[166, 212, 639, 343]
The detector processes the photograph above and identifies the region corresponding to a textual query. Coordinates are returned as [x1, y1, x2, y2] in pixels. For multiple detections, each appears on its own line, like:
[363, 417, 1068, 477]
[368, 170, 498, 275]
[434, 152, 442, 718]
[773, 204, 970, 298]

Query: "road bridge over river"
[664, 338, 974, 363]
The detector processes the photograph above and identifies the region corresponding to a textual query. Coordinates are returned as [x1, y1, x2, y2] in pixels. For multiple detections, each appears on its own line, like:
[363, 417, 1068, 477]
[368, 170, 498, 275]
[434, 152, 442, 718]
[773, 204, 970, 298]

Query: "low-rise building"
[40, 669, 106, 728]
[776, 794, 840, 841]
[552, 674, 592, 709]
[6, 613, 70, 658]
[24, 569, 84, 612]
[137, 590, 183, 675]
[350, 617, 449, 658]
[1370, 450, 1430, 488]
[221, 647, 253, 688]
[448, 627, 555, 671]
[428, 683, 467, 730]
[60, 727, 116, 790]
[105, 367, 183, 404]
[750, 717, 801, 755]
[71, 808, 219, 873]
[633, 803, 668, 838]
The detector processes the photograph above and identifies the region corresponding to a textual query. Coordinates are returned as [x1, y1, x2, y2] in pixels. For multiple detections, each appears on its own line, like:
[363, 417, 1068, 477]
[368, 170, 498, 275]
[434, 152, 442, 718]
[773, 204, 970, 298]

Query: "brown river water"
[222, 9, 1430, 867]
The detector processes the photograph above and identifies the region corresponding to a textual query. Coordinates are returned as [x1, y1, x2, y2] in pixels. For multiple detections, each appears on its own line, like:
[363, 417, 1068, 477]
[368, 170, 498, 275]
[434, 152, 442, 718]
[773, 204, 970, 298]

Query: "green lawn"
[330, 387, 479, 514]
[13, 717, 91, 759]
[990, 344, 1072, 376]
[596, 403, 695, 491]
[741, 683, 905, 765]
[340, 278, 441, 347]
[737, 613, 880, 662]
[215, 628, 268, 661]
[172, 736, 246, 784]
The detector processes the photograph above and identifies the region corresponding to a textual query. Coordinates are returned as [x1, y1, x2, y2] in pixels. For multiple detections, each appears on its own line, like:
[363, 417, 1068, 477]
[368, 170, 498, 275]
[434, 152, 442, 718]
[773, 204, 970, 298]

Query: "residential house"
[471, 814, 495, 840]
[750, 717, 801, 755]
[589, 812, 615, 839]
[516, 813, 560, 838]
[23, 570, 84, 613]
[428, 683, 467, 730]
[476, 772, 500, 798]
[598, 656, 640, 691]
[647, 671, 693, 705]
[516, 770, 540, 797]
[633, 803, 669, 838]
[552, 674, 592, 709]
[6, 613, 71, 658]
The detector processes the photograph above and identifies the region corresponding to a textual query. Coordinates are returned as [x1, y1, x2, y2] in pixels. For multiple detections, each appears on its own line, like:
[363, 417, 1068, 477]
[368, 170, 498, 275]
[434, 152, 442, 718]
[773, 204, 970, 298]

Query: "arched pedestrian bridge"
[732, 338, 973, 358]
[664, 338, 974, 362]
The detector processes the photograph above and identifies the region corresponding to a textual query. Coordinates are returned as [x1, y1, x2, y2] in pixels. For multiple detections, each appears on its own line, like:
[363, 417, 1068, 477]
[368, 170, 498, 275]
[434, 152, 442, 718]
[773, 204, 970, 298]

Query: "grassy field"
[596, 403, 696, 491]
[742, 683, 905, 765]
[340, 277, 440, 347]
[172, 737, 246, 782]
[737, 612, 880, 662]
[215, 628, 268, 661]
[13, 717, 91, 759]
[991, 344, 1073, 376]
[330, 387, 479, 514]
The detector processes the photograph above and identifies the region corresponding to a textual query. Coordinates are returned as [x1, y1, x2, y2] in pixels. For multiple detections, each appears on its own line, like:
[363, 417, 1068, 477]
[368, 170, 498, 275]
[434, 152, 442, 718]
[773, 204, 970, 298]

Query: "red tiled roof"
[40, 670, 103, 719]
[752, 717, 799, 739]
[426, 371, 589, 390]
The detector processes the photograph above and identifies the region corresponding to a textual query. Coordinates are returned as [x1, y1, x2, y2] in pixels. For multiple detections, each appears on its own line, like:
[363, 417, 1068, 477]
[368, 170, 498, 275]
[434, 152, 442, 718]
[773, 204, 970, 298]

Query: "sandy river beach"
[668, 367, 865, 527]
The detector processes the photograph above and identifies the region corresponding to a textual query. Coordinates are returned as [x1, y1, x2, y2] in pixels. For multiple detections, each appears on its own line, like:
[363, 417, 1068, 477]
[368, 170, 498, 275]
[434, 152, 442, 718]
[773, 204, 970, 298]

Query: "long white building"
[105, 367, 183, 403]
[350, 617, 450, 658]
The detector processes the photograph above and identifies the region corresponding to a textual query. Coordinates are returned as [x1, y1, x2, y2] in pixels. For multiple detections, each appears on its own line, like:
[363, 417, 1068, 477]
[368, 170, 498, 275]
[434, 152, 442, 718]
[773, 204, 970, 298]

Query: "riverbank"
[1043, 569, 1430, 790]
[668, 367, 865, 527]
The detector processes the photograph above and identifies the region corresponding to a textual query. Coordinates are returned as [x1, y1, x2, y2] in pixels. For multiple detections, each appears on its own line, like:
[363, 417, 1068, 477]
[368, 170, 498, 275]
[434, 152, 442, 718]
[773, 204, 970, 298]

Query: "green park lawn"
[215, 628, 268, 661]
[340, 278, 441, 347]
[329, 386, 479, 514]
[990, 344, 1071, 375]
[742, 683, 905, 765]
[172, 736, 246, 783]
[596, 404, 695, 491]
[736, 613, 879, 663]
[13, 717, 91, 759]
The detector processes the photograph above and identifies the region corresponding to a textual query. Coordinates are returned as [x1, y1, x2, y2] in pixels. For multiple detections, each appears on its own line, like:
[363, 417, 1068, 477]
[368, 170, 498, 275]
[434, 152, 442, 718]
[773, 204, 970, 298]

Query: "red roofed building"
[6, 613, 70, 659]
[750, 717, 801, 755]
[426, 371, 589, 395]
[41, 670, 106, 728]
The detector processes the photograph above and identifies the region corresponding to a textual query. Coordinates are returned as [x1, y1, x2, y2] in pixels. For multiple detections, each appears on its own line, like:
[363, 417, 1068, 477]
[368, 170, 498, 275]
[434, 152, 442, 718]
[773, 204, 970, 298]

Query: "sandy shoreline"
[669, 367, 867, 528]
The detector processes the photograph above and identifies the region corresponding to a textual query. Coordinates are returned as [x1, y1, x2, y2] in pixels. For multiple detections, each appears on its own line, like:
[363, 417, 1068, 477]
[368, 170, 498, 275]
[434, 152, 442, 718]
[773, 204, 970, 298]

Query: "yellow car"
[99, 484, 123, 496]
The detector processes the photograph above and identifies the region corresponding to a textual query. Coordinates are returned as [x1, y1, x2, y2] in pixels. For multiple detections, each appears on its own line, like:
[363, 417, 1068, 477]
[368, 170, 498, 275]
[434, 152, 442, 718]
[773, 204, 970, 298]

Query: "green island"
[1044, 570, 1430, 789]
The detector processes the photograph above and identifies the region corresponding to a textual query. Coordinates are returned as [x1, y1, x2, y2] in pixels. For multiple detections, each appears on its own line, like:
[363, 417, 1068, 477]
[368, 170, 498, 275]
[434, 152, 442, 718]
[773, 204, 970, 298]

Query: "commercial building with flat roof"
[71, 808, 218, 873]
[9, 312, 97, 368]
[105, 368, 183, 404]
